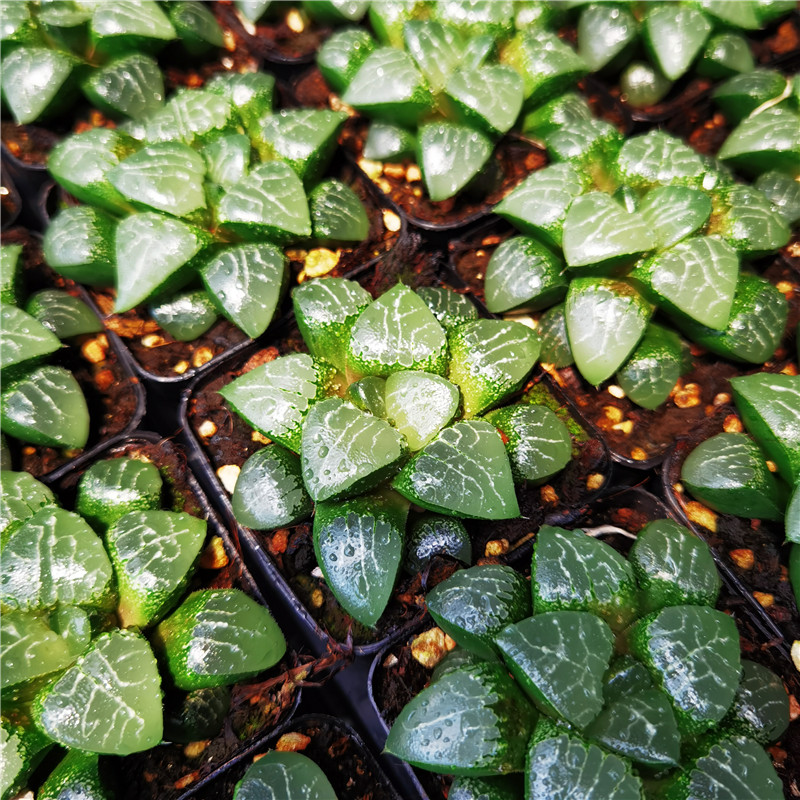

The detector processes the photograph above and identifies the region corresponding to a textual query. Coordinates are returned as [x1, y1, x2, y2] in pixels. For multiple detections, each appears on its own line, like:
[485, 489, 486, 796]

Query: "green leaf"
[616, 323, 689, 410]
[0, 610, 74, 691]
[115, 212, 211, 312]
[1, 366, 90, 450]
[620, 60, 673, 108]
[231, 445, 312, 531]
[712, 184, 791, 258]
[666, 735, 782, 800]
[723, 660, 789, 745]
[0, 46, 76, 124]
[108, 142, 207, 218]
[405, 513, 471, 574]
[497, 610, 613, 728]
[43, 206, 117, 286]
[37, 750, 113, 800]
[416, 286, 478, 331]
[0, 244, 23, 307]
[36, 0, 93, 27]
[586, 689, 680, 768]
[363, 120, 417, 161]
[755, 171, 800, 225]
[484, 236, 566, 314]
[144, 88, 235, 147]
[385, 662, 538, 776]
[149, 289, 219, 342]
[545, 118, 623, 172]
[235, 0, 270, 24]
[713, 69, 787, 124]
[500, 31, 586, 108]
[293, 277, 372, 373]
[718, 108, 800, 177]
[90, 0, 176, 55]
[699, 32, 755, 80]
[107, 510, 207, 628]
[343, 48, 434, 126]
[257, 109, 347, 184]
[0, 2, 38, 45]
[527, 728, 643, 800]
[696, 0, 761, 28]
[447, 319, 540, 417]
[565, 278, 652, 386]
[427, 564, 531, 661]
[603, 655, 654, 704]
[0, 506, 113, 612]
[632, 235, 739, 330]
[629, 605, 741, 736]
[300, 398, 407, 502]
[485, 404, 571, 484]
[393, 420, 520, 520]
[643, 4, 711, 81]
[202, 134, 250, 194]
[206, 70, 274, 135]
[48, 605, 91, 660]
[309, 179, 369, 243]
[313, 488, 409, 627]
[303, 0, 369, 23]
[786, 483, 800, 544]
[201, 243, 286, 340]
[681, 432, 786, 520]
[403, 19, 464, 91]
[155, 589, 286, 690]
[434, 0, 515, 39]
[532, 526, 638, 631]
[629, 519, 720, 614]
[25, 290, 102, 339]
[348, 283, 448, 378]
[730, 373, 800, 485]
[672, 272, 787, 363]
[346, 376, 386, 417]
[0, 304, 61, 371]
[82, 53, 164, 120]
[0, 721, 53, 800]
[417, 121, 493, 202]
[34, 629, 163, 754]
[616, 130, 707, 190]
[168, 0, 224, 55]
[449, 776, 522, 800]
[163, 685, 230, 744]
[562, 193, 654, 273]
[384, 370, 459, 451]
[521, 92, 593, 141]
[218, 161, 311, 243]
[638, 185, 712, 250]
[317, 27, 376, 93]
[445, 65, 524, 136]
[493, 163, 585, 249]
[219, 353, 336, 452]
[577, 3, 637, 72]
[0, 471, 57, 534]
[430, 646, 486, 683]
[538, 304, 573, 368]
[234, 751, 337, 800]
[76, 457, 163, 532]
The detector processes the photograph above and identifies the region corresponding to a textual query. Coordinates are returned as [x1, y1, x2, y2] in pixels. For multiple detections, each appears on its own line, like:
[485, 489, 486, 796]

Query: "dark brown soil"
[2, 228, 143, 477]
[1, 122, 60, 166]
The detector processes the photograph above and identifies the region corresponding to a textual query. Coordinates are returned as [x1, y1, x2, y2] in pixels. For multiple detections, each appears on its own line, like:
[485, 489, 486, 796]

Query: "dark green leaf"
[638, 185, 712, 249]
[346, 375, 386, 417]
[37, 749, 113, 800]
[723, 660, 789, 744]
[577, 3, 637, 72]
[415, 286, 478, 331]
[309, 179, 369, 243]
[149, 290, 219, 342]
[405, 513, 471, 574]
[603, 655, 653, 704]
[643, 4, 711, 81]
[82, 54, 164, 120]
[537, 304, 573, 368]
[449, 775, 522, 800]
[25, 290, 102, 339]
[0, 470, 57, 534]
[234, 751, 337, 800]
[0, 244, 23, 306]
[163, 686, 230, 744]
[0, 304, 61, 371]
[699, 32, 755, 80]
[317, 27, 376, 93]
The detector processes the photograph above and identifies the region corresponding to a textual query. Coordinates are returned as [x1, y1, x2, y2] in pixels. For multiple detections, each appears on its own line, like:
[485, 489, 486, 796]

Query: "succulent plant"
[220, 277, 576, 627]
[234, 750, 338, 800]
[0, 454, 286, 798]
[386, 520, 789, 798]
[42, 68, 371, 347]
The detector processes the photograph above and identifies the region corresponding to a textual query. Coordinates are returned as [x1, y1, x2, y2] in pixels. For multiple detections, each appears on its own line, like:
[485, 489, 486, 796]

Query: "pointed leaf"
[363, 120, 417, 161]
[0, 244, 23, 307]
[0, 471, 56, 534]
[718, 108, 800, 177]
[404, 19, 464, 91]
[25, 290, 102, 340]
[638, 186, 712, 250]
[206, 71, 274, 134]
[629, 605, 741, 736]
[1, 365, 90, 449]
[563, 193, 654, 272]
[445, 65, 524, 136]
[577, 3, 637, 72]
[0, 304, 61, 371]
[405, 513, 471, 575]
[393, 420, 520, 519]
[417, 121, 492, 202]
[107, 510, 207, 628]
[699, 31, 755, 80]
[90, 0, 176, 54]
[309, 179, 369, 243]
[218, 161, 311, 243]
[348, 283, 448, 378]
[484, 236, 566, 314]
[0, 507, 113, 612]
[234, 751, 337, 800]
[532, 525, 639, 631]
[37, 750, 113, 800]
[755, 171, 800, 225]
[603, 655, 654, 704]
[108, 142, 207, 218]
[219, 353, 336, 452]
[415, 286, 478, 331]
[149, 290, 219, 342]
[48, 606, 91, 660]
[427, 564, 531, 661]
[317, 27, 376, 93]
[565, 278, 652, 386]
[449, 776, 521, 800]
[724, 660, 789, 745]
[713, 184, 790, 257]
[730, 372, 800, 485]
[616, 130, 707, 190]
[545, 118, 623, 170]
[643, 5, 711, 81]
[231, 445, 312, 531]
[300, 398, 407, 502]
[385, 662, 538, 776]
[697, 0, 761, 28]
[201, 243, 286, 339]
[346, 376, 386, 417]
[34, 629, 163, 754]
[713, 69, 787, 124]
[434, 0, 514, 38]
[0, 47, 76, 124]
[447, 319, 540, 417]
[154, 589, 286, 690]
[144, 88, 235, 147]
[202, 134, 250, 191]
[82, 53, 164, 120]
[538, 304, 573, 368]
[313, 488, 409, 627]
[168, 0, 225, 54]
[384, 371, 459, 450]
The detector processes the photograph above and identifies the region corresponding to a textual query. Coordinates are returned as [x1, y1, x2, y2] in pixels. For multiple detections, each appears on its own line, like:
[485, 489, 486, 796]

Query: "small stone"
[173, 360, 190, 374]
[217, 464, 240, 493]
[199, 536, 229, 569]
[540, 485, 558, 505]
[789, 693, 800, 721]
[251, 431, 271, 444]
[685, 500, 717, 532]
[311, 589, 324, 608]
[383, 163, 405, 179]
[304, 248, 340, 278]
[377, 178, 392, 193]
[81, 336, 108, 364]
[753, 591, 774, 608]
[286, 8, 304, 32]
[729, 549, 754, 570]
[607, 385, 626, 399]
[767, 460, 778, 473]
[383, 653, 399, 668]
[382, 210, 402, 232]
[776, 280, 795, 296]
[586, 473, 605, 491]
[142, 334, 165, 348]
[485, 539, 510, 557]
[95, 368, 115, 391]
[192, 347, 214, 368]
[673, 383, 701, 408]
[358, 158, 383, 180]
[630, 447, 648, 461]
[406, 164, 422, 182]
[713, 392, 731, 406]
[183, 740, 209, 758]
[611, 420, 634, 434]
[603, 405, 624, 424]
[792, 641, 800, 674]
[723, 414, 744, 433]
[411, 627, 450, 669]
[198, 420, 217, 438]
[276, 732, 311, 751]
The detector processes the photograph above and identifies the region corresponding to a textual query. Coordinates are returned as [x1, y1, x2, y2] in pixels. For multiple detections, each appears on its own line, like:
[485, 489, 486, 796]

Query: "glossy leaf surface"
[537, 304, 573, 368]
[416, 286, 478, 331]
[643, 4, 711, 80]
[404, 19, 465, 91]
[0, 611, 74, 690]
[143, 89, 234, 147]
[1, 47, 75, 124]
[445, 65, 524, 136]
[149, 290, 219, 342]
[25, 290, 102, 340]
[638, 186, 712, 250]
[0, 471, 56, 534]
[717, 108, 800, 177]
[37, 750, 113, 800]
[82, 53, 164, 120]
[405, 513, 471, 574]
[234, 751, 337, 800]
[577, 3, 637, 71]
[616, 130, 706, 190]
[723, 660, 789, 745]
[309, 179, 369, 243]
[317, 27, 376, 93]
[0, 304, 61, 371]
[714, 184, 791, 257]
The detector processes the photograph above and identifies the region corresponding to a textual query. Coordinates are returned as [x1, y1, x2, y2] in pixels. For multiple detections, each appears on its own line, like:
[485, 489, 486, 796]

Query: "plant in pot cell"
[42, 65, 376, 377]
[0, 446, 290, 800]
[217, 276, 579, 630]
[385, 519, 792, 798]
